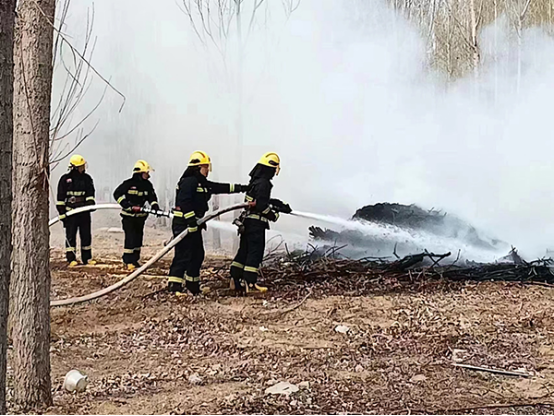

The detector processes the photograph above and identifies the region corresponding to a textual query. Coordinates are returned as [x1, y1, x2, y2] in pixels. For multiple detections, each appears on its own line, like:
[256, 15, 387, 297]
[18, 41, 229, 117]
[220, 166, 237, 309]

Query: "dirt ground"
[11, 221, 554, 414]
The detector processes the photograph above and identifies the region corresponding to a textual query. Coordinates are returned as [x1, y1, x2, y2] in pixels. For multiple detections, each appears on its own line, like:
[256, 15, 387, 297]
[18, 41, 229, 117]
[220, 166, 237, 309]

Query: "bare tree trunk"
[494, 0, 498, 105]
[211, 194, 221, 250]
[11, 0, 56, 409]
[516, 0, 532, 95]
[516, 16, 522, 94]
[469, 0, 480, 79]
[232, 0, 244, 253]
[0, 1, 16, 413]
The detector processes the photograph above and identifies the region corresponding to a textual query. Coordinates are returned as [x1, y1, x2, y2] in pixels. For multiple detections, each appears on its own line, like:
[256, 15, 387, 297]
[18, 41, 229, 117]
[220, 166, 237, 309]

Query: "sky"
[52, 0, 554, 259]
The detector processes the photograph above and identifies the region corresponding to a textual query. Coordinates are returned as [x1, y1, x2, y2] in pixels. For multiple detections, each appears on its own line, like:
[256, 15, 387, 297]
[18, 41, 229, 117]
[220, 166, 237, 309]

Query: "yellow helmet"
[69, 154, 86, 168]
[258, 152, 280, 175]
[188, 150, 212, 171]
[133, 160, 152, 174]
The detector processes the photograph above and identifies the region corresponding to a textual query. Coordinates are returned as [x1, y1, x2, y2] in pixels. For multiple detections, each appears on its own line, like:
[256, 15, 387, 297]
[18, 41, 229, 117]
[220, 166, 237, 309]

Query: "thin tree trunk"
[211, 194, 221, 250]
[0, 0, 16, 413]
[469, 0, 480, 79]
[232, 0, 244, 253]
[516, 0, 532, 95]
[494, 0, 498, 105]
[517, 16, 522, 94]
[11, 0, 56, 409]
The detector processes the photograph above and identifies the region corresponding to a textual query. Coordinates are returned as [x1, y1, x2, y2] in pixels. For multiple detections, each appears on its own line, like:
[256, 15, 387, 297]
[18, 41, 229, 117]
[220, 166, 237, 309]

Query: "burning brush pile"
[308, 203, 508, 259]
[262, 247, 554, 297]
[259, 203, 554, 293]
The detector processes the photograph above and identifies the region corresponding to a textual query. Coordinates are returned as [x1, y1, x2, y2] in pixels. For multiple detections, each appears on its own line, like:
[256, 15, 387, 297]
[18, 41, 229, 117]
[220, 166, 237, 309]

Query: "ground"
[11, 221, 554, 414]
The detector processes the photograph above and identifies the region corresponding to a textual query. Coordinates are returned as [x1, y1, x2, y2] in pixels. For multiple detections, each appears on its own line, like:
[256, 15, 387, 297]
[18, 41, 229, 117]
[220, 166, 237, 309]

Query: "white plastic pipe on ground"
[49, 203, 248, 307]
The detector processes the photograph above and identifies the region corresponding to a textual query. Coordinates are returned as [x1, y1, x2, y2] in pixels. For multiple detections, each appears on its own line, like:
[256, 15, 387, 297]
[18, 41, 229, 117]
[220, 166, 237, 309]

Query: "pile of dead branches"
[262, 248, 554, 296]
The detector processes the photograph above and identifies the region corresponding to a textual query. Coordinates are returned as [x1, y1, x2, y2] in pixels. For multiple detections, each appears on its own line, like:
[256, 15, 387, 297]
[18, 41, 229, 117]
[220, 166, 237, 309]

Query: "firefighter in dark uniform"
[56, 154, 97, 267]
[230, 152, 292, 293]
[167, 150, 248, 295]
[113, 160, 161, 270]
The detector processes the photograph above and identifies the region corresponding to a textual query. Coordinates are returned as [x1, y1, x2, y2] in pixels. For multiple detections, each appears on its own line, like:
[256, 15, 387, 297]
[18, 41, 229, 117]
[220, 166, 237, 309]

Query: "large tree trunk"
[11, 0, 56, 409]
[0, 1, 16, 413]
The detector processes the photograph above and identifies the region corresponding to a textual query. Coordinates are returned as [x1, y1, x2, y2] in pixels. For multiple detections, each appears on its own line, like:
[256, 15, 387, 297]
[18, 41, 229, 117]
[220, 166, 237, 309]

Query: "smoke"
[55, 0, 554, 258]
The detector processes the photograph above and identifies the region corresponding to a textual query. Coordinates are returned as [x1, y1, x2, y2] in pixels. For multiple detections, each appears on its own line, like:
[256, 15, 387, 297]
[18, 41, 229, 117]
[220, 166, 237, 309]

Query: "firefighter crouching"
[56, 154, 97, 267]
[167, 150, 249, 295]
[113, 160, 162, 270]
[230, 152, 292, 293]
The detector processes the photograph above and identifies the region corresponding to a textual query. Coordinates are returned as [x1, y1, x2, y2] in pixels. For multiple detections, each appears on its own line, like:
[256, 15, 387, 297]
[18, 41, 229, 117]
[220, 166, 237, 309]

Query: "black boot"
[233, 278, 247, 296]
[168, 282, 183, 293]
[186, 281, 201, 296]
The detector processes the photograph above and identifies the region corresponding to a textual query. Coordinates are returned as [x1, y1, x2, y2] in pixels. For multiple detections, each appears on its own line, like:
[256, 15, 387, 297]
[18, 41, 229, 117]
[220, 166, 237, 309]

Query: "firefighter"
[230, 152, 292, 294]
[167, 150, 249, 295]
[113, 160, 161, 270]
[56, 154, 97, 267]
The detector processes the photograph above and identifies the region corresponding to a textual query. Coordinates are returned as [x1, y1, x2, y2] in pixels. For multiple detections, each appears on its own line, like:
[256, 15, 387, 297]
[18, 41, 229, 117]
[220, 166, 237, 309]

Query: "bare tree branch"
[31, 0, 126, 112]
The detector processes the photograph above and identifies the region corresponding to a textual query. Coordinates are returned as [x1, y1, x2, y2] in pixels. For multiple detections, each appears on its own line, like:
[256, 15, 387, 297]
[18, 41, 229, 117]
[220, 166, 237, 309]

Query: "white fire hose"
[48, 203, 173, 227]
[49, 203, 249, 307]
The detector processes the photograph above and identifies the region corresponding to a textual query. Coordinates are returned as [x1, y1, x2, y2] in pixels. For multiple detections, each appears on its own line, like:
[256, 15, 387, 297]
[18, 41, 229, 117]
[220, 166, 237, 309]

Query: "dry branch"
[454, 363, 531, 377]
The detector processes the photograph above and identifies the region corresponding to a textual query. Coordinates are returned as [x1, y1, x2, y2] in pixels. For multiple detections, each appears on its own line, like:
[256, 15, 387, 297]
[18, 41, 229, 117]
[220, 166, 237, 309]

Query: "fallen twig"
[261, 289, 312, 317]
[435, 401, 554, 414]
[453, 363, 531, 378]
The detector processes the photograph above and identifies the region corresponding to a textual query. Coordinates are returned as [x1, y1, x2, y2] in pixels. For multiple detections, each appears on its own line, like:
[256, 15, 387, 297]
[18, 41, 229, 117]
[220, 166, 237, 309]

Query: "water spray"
[290, 210, 504, 262]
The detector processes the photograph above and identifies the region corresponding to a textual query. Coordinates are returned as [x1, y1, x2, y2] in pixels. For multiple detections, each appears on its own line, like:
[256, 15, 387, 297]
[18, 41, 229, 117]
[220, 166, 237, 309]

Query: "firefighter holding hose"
[56, 154, 97, 267]
[167, 150, 249, 295]
[113, 160, 162, 270]
[230, 152, 292, 294]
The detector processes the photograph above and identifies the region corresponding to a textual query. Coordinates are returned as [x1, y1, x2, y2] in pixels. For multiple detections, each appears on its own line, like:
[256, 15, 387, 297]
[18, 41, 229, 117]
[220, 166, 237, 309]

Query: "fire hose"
[49, 203, 249, 307]
[48, 203, 173, 227]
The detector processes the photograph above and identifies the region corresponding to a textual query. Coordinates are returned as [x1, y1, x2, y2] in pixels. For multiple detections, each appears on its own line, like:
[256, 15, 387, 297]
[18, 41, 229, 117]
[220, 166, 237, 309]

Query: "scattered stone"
[355, 364, 364, 373]
[188, 374, 203, 385]
[265, 381, 299, 396]
[410, 374, 427, 382]
[452, 349, 468, 363]
[335, 325, 350, 334]
[299, 381, 310, 389]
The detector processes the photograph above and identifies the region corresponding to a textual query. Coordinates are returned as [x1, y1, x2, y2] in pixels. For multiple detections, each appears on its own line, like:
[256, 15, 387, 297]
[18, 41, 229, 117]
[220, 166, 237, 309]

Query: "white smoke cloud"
[55, 0, 554, 258]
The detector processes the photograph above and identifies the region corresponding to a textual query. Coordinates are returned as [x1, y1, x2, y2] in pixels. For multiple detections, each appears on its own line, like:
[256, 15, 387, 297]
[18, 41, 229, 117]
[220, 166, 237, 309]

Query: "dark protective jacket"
[243, 164, 290, 229]
[173, 167, 246, 231]
[113, 173, 159, 217]
[56, 169, 96, 217]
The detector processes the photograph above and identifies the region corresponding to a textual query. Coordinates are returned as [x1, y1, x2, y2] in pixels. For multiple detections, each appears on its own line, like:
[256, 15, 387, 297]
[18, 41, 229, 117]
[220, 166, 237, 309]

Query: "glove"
[59, 214, 68, 226]
[279, 203, 292, 214]
[269, 199, 292, 214]
[131, 206, 142, 213]
[200, 222, 207, 231]
[248, 201, 257, 209]
[269, 211, 280, 223]
[237, 184, 249, 193]
[187, 218, 199, 233]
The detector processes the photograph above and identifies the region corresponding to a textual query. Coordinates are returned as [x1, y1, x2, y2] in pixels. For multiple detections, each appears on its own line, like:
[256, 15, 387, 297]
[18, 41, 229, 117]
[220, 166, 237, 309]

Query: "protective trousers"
[122, 216, 146, 265]
[168, 223, 205, 294]
[230, 224, 266, 285]
[64, 212, 92, 263]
